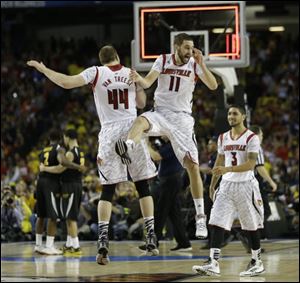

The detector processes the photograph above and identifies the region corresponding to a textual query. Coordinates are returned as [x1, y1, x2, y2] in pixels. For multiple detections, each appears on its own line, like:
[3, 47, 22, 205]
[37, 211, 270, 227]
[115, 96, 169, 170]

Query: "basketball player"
[116, 33, 218, 239]
[42, 129, 86, 255]
[250, 125, 277, 238]
[192, 105, 265, 277]
[27, 45, 158, 265]
[36, 130, 84, 255]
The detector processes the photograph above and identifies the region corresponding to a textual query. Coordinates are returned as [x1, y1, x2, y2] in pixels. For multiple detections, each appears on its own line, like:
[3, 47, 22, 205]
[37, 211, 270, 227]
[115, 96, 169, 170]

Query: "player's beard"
[229, 121, 239, 127]
[178, 50, 190, 64]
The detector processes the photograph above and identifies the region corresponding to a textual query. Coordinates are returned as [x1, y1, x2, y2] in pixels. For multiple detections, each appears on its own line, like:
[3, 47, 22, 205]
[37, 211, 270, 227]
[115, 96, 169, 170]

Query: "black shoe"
[139, 242, 160, 252]
[115, 139, 131, 165]
[145, 233, 159, 256]
[170, 245, 192, 252]
[96, 238, 110, 265]
[138, 244, 147, 252]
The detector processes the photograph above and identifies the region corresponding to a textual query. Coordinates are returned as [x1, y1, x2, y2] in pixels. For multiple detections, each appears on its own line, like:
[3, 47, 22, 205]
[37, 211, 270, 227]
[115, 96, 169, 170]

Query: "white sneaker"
[195, 214, 208, 239]
[34, 245, 44, 254]
[240, 259, 265, 277]
[40, 246, 63, 255]
[193, 258, 220, 276]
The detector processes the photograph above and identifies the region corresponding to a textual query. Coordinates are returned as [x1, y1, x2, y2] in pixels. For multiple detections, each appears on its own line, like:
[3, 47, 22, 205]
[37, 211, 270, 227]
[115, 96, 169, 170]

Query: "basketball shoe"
[40, 246, 63, 255]
[64, 247, 82, 256]
[240, 259, 265, 277]
[96, 237, 110, 265]
[34, 245, 44, 254]
[144, 233, 159, 256]
[192, 258, 220, 276]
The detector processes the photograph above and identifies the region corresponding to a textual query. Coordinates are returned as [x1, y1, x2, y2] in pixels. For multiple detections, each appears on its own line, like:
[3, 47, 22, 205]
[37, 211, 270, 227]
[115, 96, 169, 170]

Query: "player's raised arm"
[130, 69, 159, 89]
[135, 84, 147, 109]
[193, 48, 218, 90]
[27, 60, 86, 89]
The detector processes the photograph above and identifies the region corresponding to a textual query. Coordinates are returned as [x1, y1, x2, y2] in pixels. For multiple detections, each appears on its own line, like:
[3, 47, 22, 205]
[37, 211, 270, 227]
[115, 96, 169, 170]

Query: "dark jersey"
[255, 146, 266, 188]
[61, 146, 85, 183]
[204, 151, 218, 187]
[39, 143, 61, 180]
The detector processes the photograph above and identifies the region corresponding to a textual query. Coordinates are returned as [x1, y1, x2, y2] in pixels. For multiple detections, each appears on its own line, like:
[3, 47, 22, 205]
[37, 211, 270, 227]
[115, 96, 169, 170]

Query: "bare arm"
[57, 149, 86, 172]
[147, 145, 162, 162]
[135, 84, 147, 109]
[130, 69, 160, 89]
[27, 60, 86, 89]
[39, 163, 66, 174]
[212, 152, 258, 176]
[209, 154, 224, 200]
[199, 165, 212, 175]
[193, 48, 218, 90]
[256, 165, 277, 192]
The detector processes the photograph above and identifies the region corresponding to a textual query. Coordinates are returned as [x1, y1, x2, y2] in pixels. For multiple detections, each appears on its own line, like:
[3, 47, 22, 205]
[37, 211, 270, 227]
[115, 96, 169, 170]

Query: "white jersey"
[218, 129, 260, 182]
[151, 54, 203, 113]
[80, 65, 137, 125]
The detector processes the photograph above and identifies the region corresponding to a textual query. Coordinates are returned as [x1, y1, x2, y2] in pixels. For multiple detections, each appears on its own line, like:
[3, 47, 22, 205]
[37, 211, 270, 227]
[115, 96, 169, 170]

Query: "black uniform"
[36, 144, 62, 219]
[255, 147, 271, 221]
[255, 146, 272, 240]
[152, 139, 191, 248]
[60, 146, 85, 221]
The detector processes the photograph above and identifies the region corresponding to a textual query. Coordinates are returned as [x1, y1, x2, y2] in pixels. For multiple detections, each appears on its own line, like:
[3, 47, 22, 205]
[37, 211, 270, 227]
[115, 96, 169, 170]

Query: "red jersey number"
[108, 89, 129, 109]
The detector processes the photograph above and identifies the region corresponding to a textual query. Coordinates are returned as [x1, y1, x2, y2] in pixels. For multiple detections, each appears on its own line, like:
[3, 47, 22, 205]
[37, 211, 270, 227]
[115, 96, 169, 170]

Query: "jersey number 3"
[231, 152, 237, 166]
[108, 89, 129, 109]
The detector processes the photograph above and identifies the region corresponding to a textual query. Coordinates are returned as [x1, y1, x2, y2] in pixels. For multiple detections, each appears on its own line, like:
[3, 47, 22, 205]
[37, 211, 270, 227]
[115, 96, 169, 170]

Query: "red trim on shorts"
[107, 64, 123, 71]
[246, 133, 257, 144]
[91, 67, 99, 89]
[230, 128, 248, 141]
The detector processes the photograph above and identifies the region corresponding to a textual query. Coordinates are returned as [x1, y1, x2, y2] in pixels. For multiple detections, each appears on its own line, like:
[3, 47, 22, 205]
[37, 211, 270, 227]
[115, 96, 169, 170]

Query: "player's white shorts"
[97, 118, 157, 185]
[209, 178, 264, 231]
[141, 107, 199, 166]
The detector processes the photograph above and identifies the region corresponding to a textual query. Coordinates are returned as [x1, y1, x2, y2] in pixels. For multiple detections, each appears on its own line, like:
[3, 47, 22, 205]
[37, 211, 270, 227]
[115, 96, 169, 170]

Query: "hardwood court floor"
[1, 239, 299, 282]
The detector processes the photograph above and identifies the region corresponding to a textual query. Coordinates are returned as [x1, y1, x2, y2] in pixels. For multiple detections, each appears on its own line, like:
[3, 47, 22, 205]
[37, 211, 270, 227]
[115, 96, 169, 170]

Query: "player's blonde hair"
[99, 45, 118, 65]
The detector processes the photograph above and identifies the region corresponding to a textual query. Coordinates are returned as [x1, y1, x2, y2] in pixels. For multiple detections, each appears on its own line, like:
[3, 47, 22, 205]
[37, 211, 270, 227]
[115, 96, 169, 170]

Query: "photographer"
[1, 186, 24, 242]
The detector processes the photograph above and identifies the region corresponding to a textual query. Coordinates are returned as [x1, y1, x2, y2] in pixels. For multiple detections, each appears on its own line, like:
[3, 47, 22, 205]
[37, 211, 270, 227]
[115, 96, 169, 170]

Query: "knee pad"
[100, 184, 116, 202]
[135, 180, 151, 199]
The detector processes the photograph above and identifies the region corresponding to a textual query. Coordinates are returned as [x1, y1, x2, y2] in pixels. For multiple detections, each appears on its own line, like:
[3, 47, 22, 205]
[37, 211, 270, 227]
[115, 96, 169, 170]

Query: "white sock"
[45, 236, 54, 248]
[125, 139, 136, 150]
[194, 198, 204, 215]
[71, 237, 80, 249]
[251, 248, 261, 261]
[66, 235, 72, 247]
[210, 248, 221, 261]
[36, 234, 43, 246]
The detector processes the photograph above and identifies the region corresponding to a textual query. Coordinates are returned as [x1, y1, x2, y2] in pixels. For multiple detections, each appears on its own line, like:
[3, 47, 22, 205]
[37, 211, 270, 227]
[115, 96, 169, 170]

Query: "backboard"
[132, 1, 249, 71]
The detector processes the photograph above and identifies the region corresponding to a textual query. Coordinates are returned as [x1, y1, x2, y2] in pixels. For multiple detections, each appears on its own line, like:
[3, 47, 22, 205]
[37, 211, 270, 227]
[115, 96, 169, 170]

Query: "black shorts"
[36, 176, 61, 219]
[61, 182, 82, 221]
